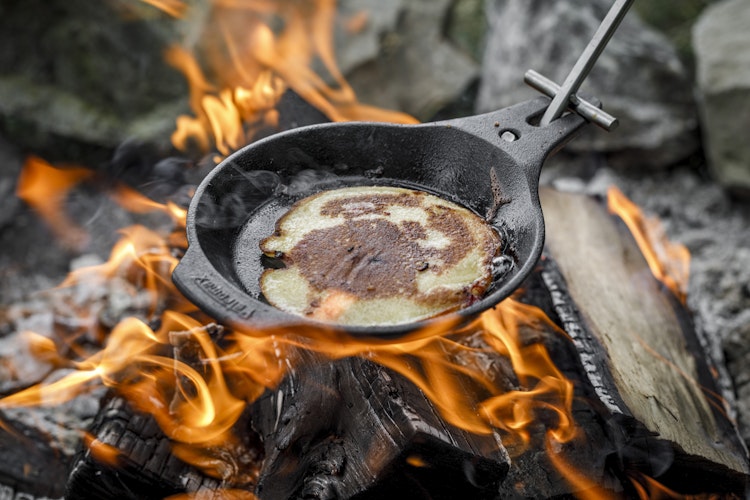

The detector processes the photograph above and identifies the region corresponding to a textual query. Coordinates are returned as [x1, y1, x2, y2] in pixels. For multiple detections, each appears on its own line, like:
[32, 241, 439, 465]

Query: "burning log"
[66, 346, 510, 499]
[250, 350, 510, 500]
[4, 0, 744, 497]
[65, 392, 224, 500]
[65, 323, 262, 499]
[538, 187, 749, 494]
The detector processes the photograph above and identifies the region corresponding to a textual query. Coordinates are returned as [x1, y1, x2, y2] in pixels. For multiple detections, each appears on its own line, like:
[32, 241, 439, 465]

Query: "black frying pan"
[172, 0, 633, 338]
[172, 97, 584, 337]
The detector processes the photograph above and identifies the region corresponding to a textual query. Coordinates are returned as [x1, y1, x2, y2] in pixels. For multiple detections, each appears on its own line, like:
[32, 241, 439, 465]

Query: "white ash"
[1, 385, 105, 458]
[0, 249, 166, 475]
[0, 331, 56, 395]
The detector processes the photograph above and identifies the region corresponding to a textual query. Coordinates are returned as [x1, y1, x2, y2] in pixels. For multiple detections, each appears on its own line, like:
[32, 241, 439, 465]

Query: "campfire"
[1, 1, 748, 499]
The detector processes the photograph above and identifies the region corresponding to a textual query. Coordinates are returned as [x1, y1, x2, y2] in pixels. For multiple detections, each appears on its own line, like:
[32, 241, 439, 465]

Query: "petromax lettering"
[194, 277, 252, 320]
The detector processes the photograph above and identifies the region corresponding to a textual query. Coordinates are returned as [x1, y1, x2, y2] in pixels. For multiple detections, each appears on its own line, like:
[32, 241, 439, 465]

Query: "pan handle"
[448, 97, 589, 184]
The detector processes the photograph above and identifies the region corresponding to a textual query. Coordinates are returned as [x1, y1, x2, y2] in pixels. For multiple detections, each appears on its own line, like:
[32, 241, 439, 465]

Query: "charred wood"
[62, 188, 750, 499]
[0, 419, 69, 499]
[65, 324, 262, 499]
[455, 318, 623, 499]
[65, 353, 510, 500]
[249, 351, 510, 500]
[64, 392, 225, 500]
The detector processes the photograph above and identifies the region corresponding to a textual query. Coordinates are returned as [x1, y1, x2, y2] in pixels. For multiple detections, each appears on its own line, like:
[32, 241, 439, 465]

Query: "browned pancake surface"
[260, 186, 500, 326]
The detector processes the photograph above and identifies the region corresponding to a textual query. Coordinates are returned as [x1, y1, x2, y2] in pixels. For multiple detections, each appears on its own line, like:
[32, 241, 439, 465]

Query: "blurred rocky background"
[3, 0, 749, 186]
[0, 0, 749, 471]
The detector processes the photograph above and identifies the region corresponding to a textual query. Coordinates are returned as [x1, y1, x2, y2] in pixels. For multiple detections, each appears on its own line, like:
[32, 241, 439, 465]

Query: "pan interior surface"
[252, 185, 502, 326]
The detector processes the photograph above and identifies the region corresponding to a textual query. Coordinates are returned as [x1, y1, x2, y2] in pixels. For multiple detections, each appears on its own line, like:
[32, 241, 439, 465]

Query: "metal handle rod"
[525, 70, 618, 131]
[539, 0, 634, 126]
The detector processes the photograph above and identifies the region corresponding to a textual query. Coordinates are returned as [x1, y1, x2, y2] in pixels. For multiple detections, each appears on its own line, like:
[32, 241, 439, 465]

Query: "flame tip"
[607, 186, 690, 303]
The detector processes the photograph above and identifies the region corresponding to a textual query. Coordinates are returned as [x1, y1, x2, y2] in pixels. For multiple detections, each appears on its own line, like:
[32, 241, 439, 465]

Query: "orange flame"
[2, 257, 579, 481]
[607, 186, 690, 303]
[110, 185, 187, 224]
[16, 156, 94, 250]
[58, 224, 188, 317]
[165, 490, 259, 500]
[83, 432, 124, 466]
[160, 0, 416, 156]
[110, 185, 188, 247]
[546, 438, 619, 500]
[184, 296, 578, 451]
[478, 300, 576, 446]
[139, 0, 187, 18]
[9, 164, 703, 496]
[7, 160, 584, 489]
[1, 314, 250, 489]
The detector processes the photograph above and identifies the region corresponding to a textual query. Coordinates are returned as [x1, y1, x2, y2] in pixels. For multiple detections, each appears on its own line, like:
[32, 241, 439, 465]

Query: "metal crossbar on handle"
[524, 70, 618, 130]
[527, 0, 635, 130]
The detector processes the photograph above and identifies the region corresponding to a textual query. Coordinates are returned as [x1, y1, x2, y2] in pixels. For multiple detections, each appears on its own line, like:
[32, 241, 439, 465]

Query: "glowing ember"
[607, 186, 691, 303]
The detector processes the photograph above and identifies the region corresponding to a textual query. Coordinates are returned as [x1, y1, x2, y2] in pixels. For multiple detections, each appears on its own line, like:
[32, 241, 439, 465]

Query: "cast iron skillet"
[172, 0, 633, 338]
[172, 96, 586, 338]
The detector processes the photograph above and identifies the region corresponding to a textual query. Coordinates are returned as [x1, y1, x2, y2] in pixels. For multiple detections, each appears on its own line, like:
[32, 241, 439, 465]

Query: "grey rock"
[335, 0, 405, 75]
[342, 0, 479, 119]
[446, 0, 489, 62]
[0, 0, 476, 150]
[0, 0, 191, 150]
[0, 136, 22, 230]
[0, 76, 126, 148]
[693, 0, 750, 195]
[477, 0, 699, 169]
